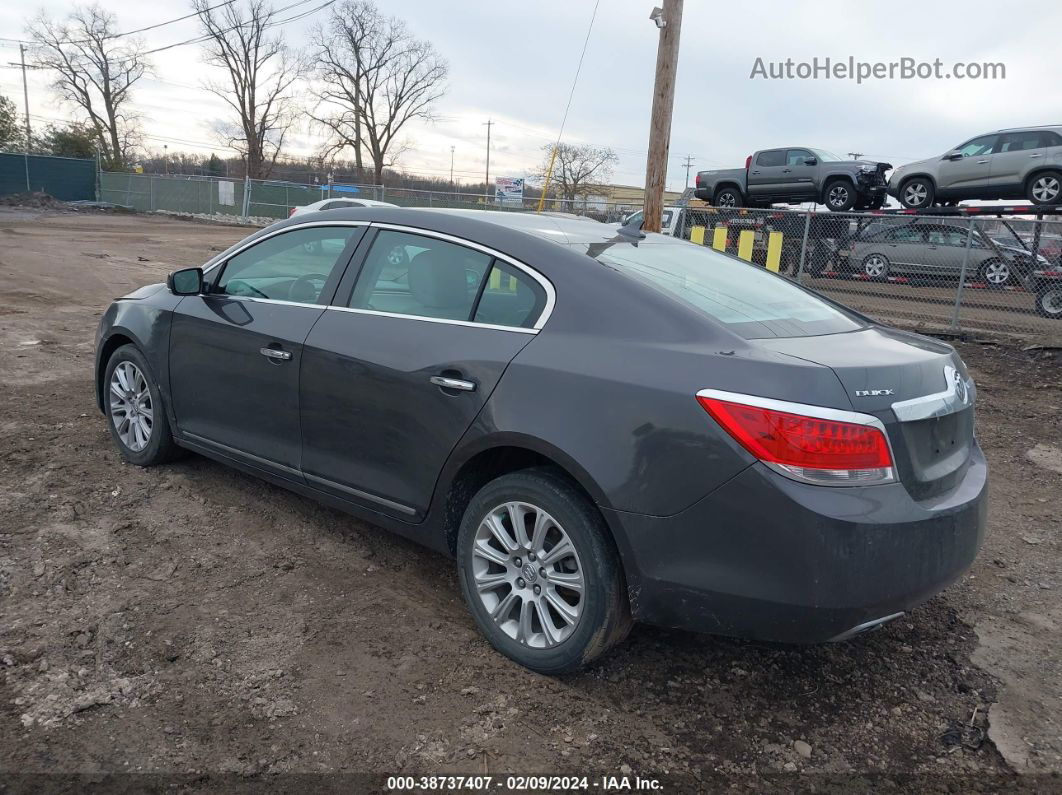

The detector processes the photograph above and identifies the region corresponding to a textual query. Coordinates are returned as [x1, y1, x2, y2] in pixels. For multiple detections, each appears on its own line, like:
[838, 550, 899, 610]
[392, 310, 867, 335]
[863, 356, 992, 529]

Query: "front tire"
[456, 469, 631, 674]
[899, 177, 935, 209]
[823, 180, 856, 212]
[1035, 284, 1062, 319]
[979, 258, 1012, 289]
[103, 344, 181, 466]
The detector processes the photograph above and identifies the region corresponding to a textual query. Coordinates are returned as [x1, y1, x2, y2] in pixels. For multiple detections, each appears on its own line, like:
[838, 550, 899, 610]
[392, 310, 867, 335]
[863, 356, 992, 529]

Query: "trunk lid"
[755, 326, 975, 500]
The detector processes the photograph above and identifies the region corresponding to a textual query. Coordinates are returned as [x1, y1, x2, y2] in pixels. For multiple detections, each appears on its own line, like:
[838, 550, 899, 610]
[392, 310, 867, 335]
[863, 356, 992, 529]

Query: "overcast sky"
[2, 0, 1059, 190]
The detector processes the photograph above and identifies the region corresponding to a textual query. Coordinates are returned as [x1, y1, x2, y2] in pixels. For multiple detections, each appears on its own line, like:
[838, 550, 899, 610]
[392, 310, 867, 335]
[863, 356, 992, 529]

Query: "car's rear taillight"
[288, 207, 297, 217]
[696, 390, 895, 485]
[745, 155, 752, 169]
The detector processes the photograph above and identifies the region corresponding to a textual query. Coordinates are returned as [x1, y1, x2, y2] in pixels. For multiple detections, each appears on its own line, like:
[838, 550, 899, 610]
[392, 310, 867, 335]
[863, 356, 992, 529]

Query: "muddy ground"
[0, 209, 1059, 791]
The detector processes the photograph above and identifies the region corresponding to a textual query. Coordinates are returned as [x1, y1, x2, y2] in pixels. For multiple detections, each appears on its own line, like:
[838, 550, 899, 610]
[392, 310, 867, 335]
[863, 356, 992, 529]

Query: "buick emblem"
[522, 562, 538, 583]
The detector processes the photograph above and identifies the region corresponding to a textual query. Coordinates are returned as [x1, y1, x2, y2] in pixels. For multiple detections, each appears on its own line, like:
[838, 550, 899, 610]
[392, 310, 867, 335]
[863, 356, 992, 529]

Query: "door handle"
[976, 159, 989, 164]
[430, 375, 476, 392]
[259, 347, 292, 361]
[751, 170, 760, 174]
[782, 169, 792, 173]
[1030, 153, 1043, 158]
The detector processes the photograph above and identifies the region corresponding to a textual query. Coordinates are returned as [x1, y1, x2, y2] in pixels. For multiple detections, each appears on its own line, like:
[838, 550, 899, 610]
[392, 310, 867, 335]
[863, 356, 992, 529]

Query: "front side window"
[349, 230, 492, 321]
[756, 150, 785, 167]
[787, 149, 813, 165]
[586, 238, 864, 339]
[954, 135, 998, 157]
[215, 226, 360, 303]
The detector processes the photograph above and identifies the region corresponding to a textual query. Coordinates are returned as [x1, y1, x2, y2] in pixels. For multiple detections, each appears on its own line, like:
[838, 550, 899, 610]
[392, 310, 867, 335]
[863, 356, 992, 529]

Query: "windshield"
[810, 148, 844, 162]
[584, 238, 865, 339]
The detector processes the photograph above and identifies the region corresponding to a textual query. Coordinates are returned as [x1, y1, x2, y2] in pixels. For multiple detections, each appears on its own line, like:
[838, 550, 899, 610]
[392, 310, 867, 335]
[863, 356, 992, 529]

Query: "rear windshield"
[587, 238, 865, 339]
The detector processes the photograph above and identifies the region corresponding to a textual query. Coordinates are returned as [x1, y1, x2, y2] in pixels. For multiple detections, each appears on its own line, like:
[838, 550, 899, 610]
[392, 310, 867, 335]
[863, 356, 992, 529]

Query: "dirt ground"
[0, 208, 1060, 791]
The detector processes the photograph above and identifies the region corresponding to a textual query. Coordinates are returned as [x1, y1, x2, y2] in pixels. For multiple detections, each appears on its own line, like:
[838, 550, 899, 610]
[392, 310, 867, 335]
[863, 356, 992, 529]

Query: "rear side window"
[999, 132, 1045, 152]
[756, 150, 785, 167]
[349, 230, 491, 321]
[473, 260, 546, 329]
[1042, 131, 1062, 148]
[588, 239, 864, 339]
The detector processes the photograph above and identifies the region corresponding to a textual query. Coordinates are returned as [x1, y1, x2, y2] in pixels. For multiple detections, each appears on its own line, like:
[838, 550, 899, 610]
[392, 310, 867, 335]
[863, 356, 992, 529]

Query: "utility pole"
[643, 1, 683, 233]
[682, 154, 695, 188]
[450, 145, 455, 192]
[19, 44, 32, 192]
[483, 119, 493, 201]
[847, 152, 863, 160]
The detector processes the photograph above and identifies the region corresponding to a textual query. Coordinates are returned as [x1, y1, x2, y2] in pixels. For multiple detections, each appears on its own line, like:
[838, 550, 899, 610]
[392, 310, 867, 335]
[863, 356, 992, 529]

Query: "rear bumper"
[603, 444, 987, 643]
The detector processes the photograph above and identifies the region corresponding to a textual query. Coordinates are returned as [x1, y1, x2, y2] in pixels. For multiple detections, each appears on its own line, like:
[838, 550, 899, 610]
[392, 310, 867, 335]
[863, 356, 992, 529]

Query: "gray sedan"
[842, 220, 1050, 287]
[95, 208, 986, 673]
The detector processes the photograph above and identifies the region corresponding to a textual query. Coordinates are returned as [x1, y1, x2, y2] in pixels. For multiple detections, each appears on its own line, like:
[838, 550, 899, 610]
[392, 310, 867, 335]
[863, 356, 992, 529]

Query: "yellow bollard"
[737, 229, 754, 261]
[690, 225, 705, 245]
[766, 231, 783, 273]
[712, 227, 727, 251]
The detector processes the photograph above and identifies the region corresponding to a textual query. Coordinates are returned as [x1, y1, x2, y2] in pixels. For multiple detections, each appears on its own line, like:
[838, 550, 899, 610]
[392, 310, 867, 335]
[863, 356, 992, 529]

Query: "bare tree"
[28, 5, 148, 169]
[536, 143, 618, 202]
[194, 0, 303, 179]
[310, 0, 447, 184]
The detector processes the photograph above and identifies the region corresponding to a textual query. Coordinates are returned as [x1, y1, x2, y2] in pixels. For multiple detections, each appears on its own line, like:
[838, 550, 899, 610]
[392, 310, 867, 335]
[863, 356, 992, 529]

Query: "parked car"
[95, 208, 986, 673]
[290, 197, 397, 217]
[694, 148, 891, 212]
[619, 206, 681, 235]
[889, 126, 1062, 209]
[839, 219, 1051, 286]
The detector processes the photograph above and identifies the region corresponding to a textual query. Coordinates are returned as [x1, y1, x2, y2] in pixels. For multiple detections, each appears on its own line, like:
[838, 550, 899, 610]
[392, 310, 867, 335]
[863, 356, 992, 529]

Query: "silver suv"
[889, 125, 1062, 208]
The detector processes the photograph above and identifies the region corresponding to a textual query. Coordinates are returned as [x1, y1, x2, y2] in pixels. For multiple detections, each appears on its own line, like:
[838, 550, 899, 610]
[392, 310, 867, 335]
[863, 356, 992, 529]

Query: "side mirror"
[803, 156, 818, 166]
[167, 267, 204, 295]
[945, 151, 964, 161]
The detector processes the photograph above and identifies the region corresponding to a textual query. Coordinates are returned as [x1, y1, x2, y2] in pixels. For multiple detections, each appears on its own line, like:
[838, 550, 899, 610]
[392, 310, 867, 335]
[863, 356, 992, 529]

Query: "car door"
[922, 225, 973, 282]
[168, 223, 366, 474]
[299, 226, 552, 519]
[782, 149, 817, 199]
[991, 131, 1055, 195]
[868, 224, 926, 274]
[747, 150, 787, 198]
[937, 134, 998, 196]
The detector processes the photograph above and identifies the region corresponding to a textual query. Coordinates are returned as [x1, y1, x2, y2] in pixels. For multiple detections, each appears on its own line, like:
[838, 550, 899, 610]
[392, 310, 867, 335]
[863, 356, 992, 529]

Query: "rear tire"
[823, 180, 856, 212]
[456, 468, 631, 674]
[899, 177, 935, 209]
[862, 253, 890, 279]
[103, 344, 182, 467]
[714, 188, 743, 209]
[1027, 170, 1062, 206]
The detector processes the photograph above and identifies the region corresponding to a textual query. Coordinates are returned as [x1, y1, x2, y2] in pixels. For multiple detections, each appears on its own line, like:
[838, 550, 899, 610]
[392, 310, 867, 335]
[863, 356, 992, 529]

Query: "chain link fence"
[680, 206, 1062, 342]
[99, 172, 643, 222]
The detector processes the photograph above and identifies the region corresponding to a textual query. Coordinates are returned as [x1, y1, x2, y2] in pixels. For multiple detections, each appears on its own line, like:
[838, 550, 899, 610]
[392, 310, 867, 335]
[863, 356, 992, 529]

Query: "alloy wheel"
[1041, 288, 1062, 317]
[109, 361, 153, 452]
[828, 185, 850, 208]
[983, 260, 1011, 285]
[903, 183, 928, 207]
[471, 501, 584, 649]
[1032, 176, 1061, 204]
[864, 255, 888, 278]
[718, 193, 737, 208]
